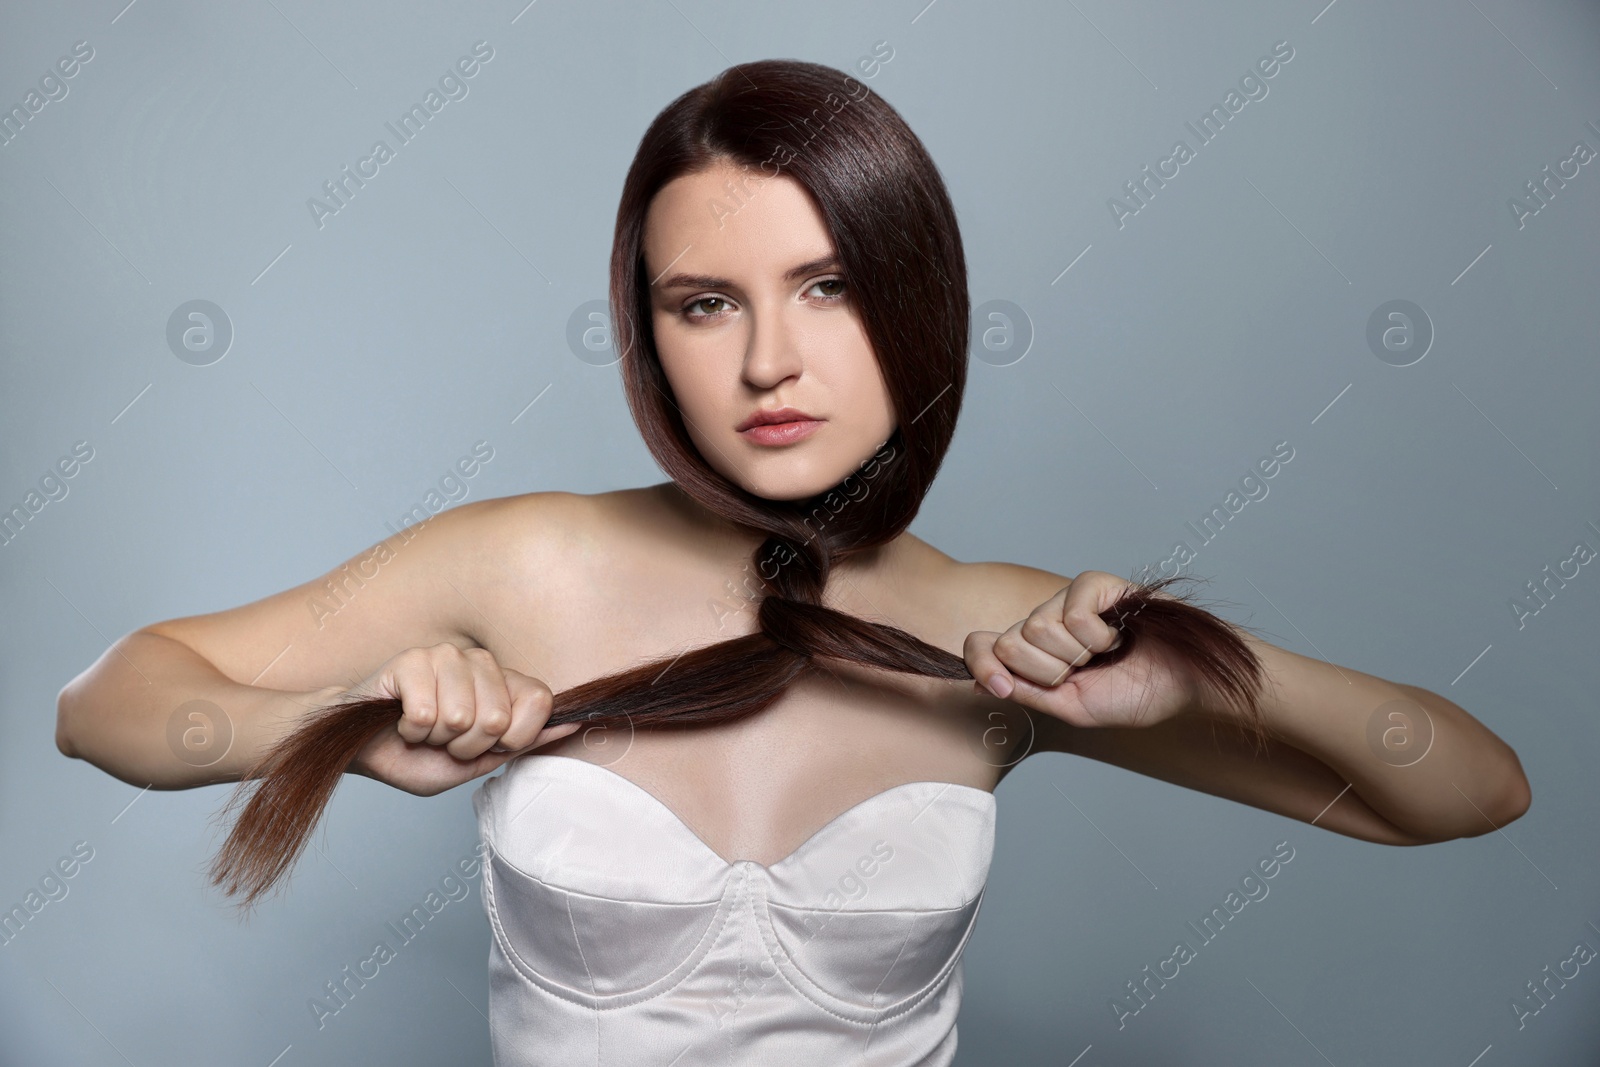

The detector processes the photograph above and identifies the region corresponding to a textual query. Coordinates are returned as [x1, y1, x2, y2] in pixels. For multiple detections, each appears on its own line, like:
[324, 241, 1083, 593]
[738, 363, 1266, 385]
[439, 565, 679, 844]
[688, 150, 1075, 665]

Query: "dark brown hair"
[209, 59, 1267, 910]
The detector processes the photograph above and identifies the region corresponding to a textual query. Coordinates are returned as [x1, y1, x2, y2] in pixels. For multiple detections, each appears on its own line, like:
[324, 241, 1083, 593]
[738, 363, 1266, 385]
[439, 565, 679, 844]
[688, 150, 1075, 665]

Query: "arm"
[55, 629, 340, 789]
[968, 564, 1531, 845]
[55, 493, 567, 790]
[1181, 633, 1531, 843]
[1034, 699, 1482, 847]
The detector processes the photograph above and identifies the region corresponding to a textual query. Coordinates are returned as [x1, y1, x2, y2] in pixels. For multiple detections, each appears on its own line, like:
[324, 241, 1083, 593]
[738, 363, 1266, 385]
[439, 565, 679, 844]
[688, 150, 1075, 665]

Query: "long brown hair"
[209, 59, 1268, 911]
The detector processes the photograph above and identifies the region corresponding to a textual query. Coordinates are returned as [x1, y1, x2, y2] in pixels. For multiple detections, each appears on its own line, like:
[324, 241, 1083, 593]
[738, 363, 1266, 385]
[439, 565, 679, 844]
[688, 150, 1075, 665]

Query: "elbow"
[1407, 762, 1532, 845]
[55, 684, 80, 759]
[1478, 746, 1533, 832]
[1495, 759, 1533, 827]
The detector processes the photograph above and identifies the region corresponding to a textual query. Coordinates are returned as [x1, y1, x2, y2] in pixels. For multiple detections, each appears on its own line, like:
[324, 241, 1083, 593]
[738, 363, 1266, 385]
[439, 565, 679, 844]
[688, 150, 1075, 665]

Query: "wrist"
[1181, 630, 1279, 729]
[238, 684, 348, 776]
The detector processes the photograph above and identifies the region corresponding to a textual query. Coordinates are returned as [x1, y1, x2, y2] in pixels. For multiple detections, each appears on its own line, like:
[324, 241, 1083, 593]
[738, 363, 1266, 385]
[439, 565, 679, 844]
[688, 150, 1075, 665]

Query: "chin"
[694, 425, 889, 504]
[738, 473, 832, 504]
[726, 456, 852, 504]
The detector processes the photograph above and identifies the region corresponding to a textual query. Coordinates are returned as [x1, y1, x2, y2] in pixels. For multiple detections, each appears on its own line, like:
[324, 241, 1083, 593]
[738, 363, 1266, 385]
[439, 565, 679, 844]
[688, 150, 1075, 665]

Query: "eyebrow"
[652, 253, 841, 291]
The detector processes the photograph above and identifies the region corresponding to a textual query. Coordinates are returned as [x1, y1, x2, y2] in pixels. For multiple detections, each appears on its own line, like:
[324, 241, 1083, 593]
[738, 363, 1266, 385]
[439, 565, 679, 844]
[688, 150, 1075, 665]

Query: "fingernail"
[988, 674, 1013, 699]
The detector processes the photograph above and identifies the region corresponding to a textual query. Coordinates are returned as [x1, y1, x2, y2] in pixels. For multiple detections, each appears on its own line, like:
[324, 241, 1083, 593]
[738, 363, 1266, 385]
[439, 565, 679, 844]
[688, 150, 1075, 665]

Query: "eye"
[682, 295, 734, 322]
[807, 277, 847, 302]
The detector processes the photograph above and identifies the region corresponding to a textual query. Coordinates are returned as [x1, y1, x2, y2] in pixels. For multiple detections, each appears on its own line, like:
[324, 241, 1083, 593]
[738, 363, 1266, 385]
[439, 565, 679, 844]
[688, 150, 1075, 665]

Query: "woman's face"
[642, 159, 896, 502]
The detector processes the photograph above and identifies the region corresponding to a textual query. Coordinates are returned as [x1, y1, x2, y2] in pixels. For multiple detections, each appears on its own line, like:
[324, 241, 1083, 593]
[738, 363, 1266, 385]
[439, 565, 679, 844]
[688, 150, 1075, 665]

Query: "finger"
[1001, 668, 1097, 723]
[452, 721, 582, 783]
[447, 651, 515, 760]
[425, 646, 477, 747]
[1063, 571, 1133, 656]
[493, 670, 557, 753]
[392, 651, 441, 744]
[525, 721, 582, 751]
[998, 611, 1087, 688]
[963, 629, 1016, 698]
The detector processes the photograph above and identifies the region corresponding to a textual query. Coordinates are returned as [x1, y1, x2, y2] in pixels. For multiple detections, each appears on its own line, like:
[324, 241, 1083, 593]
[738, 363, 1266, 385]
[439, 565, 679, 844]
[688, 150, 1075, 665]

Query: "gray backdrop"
[3, 0, 1597, 1063]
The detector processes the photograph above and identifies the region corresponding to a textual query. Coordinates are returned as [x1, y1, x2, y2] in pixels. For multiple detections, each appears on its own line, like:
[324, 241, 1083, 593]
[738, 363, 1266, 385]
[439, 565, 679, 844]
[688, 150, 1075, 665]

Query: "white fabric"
[471, 752, 997, 1066]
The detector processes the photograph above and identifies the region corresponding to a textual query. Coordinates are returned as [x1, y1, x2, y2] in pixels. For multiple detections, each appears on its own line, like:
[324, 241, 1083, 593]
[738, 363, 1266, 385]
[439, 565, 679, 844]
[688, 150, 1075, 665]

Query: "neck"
[652, 481, 901, 581]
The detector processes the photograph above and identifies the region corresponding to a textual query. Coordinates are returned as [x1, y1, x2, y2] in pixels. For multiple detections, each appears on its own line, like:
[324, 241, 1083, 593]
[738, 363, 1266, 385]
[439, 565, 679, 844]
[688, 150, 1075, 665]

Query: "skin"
[56, 159, 1531, 870]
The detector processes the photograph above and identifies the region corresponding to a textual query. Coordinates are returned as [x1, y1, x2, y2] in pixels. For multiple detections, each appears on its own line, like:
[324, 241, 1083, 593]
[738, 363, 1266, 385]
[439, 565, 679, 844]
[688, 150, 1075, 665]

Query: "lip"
[736, 406, 821, 431]
[736, 406, 825, 446]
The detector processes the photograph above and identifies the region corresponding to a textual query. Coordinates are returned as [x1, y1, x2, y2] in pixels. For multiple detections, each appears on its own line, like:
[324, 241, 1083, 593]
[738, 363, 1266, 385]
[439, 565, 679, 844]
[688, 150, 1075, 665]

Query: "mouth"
[736, 406, 825, 446]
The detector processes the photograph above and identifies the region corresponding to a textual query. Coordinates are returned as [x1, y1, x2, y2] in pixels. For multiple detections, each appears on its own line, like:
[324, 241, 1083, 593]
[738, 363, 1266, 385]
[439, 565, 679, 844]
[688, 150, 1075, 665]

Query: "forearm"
[56, 630, 339, 790]
[1067, 708, 1437, 844]
[1203, 632, 1531, 842]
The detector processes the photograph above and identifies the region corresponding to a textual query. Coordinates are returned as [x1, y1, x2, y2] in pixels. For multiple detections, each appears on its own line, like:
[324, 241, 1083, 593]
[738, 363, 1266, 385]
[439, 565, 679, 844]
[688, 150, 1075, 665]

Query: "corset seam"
[747, 875, 988, 1027]
[483, 847, 749, 1010]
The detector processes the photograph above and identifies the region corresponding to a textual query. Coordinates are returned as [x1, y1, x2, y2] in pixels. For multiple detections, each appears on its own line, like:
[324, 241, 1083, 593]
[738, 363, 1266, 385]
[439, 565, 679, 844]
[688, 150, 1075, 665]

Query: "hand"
[338, 643, 580, 796]
[963, 570, 1200, 730]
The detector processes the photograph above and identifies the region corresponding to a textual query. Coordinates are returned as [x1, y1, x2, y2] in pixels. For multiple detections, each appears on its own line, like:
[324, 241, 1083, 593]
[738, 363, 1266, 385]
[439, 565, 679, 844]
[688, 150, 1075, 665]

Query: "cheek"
[842, 345, 893, 428]
[655, 340, 727, 428]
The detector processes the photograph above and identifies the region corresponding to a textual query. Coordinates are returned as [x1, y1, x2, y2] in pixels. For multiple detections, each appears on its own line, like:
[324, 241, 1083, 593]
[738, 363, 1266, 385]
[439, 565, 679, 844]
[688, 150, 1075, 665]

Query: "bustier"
[471, 752, 997, 1065]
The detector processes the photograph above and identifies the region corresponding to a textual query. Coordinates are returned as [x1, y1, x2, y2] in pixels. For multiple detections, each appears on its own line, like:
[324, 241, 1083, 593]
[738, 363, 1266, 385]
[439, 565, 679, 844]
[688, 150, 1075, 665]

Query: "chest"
[473, 537, 1023, 867]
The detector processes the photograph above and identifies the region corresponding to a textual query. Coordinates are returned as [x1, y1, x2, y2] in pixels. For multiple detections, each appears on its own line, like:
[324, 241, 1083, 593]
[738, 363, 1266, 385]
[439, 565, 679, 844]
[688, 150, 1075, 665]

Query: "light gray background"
[3, 0, 1597, 1064]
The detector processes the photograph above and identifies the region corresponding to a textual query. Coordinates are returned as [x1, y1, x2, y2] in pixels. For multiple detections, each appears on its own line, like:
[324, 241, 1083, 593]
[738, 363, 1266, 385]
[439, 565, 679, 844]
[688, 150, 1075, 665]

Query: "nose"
[740, 302, 804, 391]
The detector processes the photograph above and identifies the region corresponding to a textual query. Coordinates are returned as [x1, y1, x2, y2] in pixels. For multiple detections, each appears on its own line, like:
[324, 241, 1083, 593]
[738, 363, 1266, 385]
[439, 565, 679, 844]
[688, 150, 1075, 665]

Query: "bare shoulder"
[469, 483, 673, 552]
[948, 558, 1075, 629]
[457, 485, 666, 599]
[889, 542, 1080, 764]
[893, 537, 1074, 644]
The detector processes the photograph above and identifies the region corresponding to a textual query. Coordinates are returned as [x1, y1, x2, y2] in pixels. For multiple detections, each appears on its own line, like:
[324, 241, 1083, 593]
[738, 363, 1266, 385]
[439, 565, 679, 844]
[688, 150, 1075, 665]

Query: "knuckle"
[1061, 607, 1095, 630]
[1020, 614, 1053, 642]
[396, 647, 431, 673]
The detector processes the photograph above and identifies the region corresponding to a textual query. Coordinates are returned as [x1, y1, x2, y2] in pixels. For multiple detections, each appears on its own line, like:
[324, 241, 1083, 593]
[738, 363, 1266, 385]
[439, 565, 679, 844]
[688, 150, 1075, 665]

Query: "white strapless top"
[471, 753, 997, 1066]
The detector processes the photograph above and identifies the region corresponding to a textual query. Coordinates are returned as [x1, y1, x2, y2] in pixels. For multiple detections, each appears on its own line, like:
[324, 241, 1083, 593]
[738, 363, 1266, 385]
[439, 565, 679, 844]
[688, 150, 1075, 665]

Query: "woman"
[56, 59, 1530, 1065]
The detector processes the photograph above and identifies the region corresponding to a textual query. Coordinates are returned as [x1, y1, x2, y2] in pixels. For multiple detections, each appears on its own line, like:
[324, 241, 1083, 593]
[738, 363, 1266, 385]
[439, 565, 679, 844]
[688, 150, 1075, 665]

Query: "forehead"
[642, 162, 834, 282]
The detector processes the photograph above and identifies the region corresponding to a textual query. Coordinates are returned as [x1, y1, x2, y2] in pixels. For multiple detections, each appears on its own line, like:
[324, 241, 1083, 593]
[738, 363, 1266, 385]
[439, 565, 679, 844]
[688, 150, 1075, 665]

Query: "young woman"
[56, 59, 1530, 1065]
